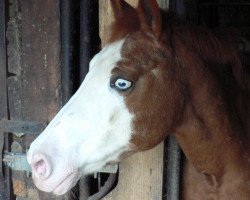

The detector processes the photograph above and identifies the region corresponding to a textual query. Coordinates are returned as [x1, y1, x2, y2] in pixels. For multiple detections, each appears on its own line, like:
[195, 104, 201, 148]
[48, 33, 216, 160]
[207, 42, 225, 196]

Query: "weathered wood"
[19, 0, 61, 122]
[7, 2, 30, 197]
[6, 0, 68, 199]
[0, 0, 10, 199]
[104, 144, 164, 200]
[99, 1, 167, 199]
[21, 0, 62, 198]
[0, 0, 8, 177]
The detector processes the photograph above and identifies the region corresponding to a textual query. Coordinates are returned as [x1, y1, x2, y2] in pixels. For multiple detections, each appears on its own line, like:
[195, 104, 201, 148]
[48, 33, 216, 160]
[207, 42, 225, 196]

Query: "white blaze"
[27, 39, 134, 195]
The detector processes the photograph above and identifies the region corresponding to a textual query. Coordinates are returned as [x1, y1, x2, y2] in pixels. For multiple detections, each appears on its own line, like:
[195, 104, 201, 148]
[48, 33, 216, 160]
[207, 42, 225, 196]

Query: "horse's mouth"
[52, 172, 79, 195]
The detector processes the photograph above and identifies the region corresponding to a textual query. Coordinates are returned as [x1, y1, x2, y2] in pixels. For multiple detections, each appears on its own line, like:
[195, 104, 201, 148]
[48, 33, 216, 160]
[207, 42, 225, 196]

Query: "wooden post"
[99, 1, 166, 199]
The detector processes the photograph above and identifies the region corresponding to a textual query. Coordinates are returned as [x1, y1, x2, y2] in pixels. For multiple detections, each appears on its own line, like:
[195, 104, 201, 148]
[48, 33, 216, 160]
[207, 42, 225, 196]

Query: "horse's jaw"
[27, 39, 134, 195]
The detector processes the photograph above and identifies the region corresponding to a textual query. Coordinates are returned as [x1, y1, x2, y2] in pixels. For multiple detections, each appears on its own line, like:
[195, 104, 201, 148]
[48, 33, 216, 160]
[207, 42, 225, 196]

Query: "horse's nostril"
[31, 155, 52, 180]
[34, 159, 46, 176]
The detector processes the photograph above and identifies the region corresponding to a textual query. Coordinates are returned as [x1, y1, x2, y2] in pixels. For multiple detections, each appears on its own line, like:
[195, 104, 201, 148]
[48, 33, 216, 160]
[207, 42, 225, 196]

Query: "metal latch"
[3, 152, 31, 176]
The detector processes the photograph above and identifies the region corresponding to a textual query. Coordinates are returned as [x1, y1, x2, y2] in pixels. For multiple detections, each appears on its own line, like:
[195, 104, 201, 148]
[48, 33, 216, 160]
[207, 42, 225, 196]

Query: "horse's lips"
[52, 172, 79, 195]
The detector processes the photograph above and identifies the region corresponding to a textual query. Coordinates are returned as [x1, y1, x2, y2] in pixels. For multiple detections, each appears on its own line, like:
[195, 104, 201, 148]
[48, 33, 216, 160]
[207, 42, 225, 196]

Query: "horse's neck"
[168, 25, 249, 198]
[175, 102, 246, 174]
[174, 101, 249, 198]
[173, 64, 249, 181]
[172, 44, 249, 177]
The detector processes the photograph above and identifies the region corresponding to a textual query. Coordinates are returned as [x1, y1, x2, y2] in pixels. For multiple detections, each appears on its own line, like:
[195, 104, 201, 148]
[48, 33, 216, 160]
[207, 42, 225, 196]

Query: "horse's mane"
[162, 11, 249, 91]
[161, 12, 250, 134]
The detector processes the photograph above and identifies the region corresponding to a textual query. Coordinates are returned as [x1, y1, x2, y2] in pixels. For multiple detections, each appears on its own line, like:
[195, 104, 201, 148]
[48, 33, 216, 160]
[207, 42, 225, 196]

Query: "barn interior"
[0, 0, 249, 199]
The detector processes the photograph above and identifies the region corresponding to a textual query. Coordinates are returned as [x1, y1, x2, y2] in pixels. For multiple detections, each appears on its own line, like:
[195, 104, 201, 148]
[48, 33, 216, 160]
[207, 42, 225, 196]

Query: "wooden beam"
[104, 145, 164, 200]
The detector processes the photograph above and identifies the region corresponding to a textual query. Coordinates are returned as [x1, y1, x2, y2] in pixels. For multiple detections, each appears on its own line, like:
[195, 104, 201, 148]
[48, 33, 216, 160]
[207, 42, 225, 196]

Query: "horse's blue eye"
[114, 79, 132, 91]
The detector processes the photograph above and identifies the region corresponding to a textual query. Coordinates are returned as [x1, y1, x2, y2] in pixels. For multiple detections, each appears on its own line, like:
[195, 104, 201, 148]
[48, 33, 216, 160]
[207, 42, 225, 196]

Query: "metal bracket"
[0, 119, 47, 136]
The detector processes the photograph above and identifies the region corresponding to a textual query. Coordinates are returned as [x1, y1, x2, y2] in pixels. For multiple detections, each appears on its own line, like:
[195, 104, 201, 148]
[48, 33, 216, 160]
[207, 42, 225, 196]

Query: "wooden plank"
[7, 1, 32, 198]
[0, 0, 14, 199]
[6, 0, 69, 199]
[0, 0, 8, 119]
[20, 0, 63, 198]
[19, 0, 61, 122]
[0, 0, 8, 173]
[0, 0, 9, 198]
[104, 145, 164, 200]
[99, 1, 165, 199]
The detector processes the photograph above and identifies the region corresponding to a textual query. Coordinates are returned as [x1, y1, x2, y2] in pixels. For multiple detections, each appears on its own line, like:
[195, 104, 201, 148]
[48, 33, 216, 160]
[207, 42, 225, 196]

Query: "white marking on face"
[27, 39, 134, 195]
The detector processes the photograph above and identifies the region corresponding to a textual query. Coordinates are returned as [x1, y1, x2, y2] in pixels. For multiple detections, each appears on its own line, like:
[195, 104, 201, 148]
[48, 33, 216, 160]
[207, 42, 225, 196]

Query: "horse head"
[27, 0, 186, 195]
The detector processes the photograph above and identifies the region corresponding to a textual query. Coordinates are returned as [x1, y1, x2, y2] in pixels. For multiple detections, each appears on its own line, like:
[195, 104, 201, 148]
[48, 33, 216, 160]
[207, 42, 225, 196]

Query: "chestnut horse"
[27, 0, 250, 199]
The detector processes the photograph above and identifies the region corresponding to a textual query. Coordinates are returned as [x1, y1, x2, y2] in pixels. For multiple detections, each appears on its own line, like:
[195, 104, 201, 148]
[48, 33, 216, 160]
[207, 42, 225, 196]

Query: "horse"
[27, 0, 250, 199]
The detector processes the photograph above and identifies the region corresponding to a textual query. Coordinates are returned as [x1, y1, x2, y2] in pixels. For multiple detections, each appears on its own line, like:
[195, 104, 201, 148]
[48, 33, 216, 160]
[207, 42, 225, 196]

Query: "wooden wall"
[7, 0, 67, 199]
[99, 1, 167, 199]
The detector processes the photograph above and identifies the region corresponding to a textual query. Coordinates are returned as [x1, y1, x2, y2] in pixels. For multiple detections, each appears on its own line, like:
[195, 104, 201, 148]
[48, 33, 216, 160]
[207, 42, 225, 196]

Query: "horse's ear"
[111, 0, 134, 19]
[109, 0, 139, 43]
[137, 0, 162, 38]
